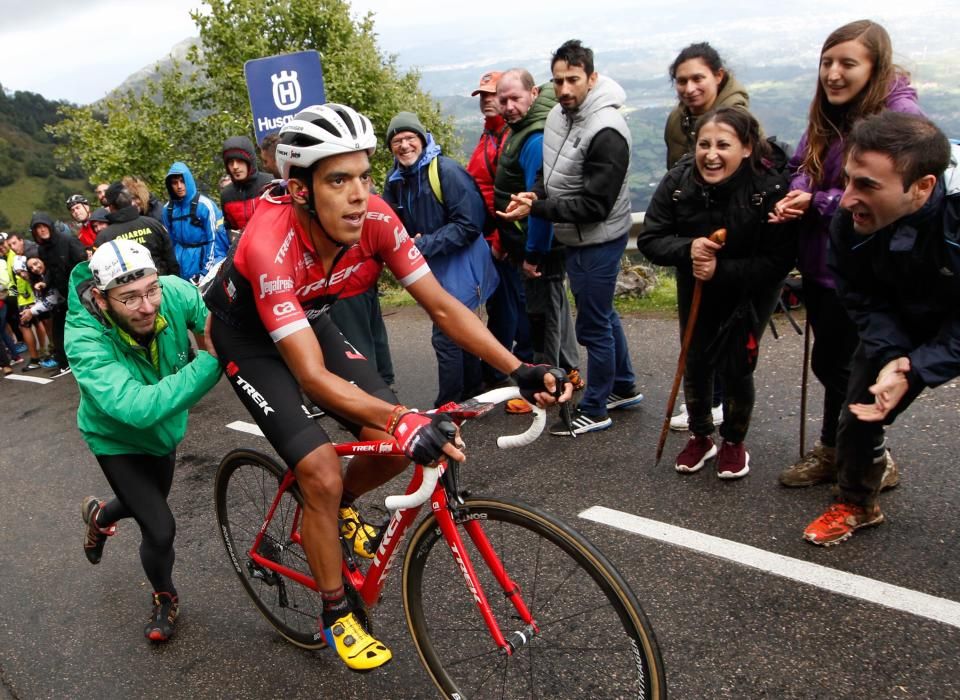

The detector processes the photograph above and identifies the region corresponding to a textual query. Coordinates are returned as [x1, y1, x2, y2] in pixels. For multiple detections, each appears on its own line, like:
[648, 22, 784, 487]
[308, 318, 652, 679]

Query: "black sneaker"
[606, 388, 644, 410]
[22, 359, 42, 372]
[50, 366, 72, 378]
[549, 408, 612, 436]
[145, 592, 179, 642]
[81, 496, 116, 565]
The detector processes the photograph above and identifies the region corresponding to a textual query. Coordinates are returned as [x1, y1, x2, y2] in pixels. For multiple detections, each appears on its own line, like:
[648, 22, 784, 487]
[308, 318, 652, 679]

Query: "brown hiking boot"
[880, 449, 900, 491]
[779, 441, 836, 487]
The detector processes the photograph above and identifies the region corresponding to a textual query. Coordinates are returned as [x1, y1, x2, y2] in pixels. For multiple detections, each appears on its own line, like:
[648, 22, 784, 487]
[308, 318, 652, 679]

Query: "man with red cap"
[465, 71, 532, 389]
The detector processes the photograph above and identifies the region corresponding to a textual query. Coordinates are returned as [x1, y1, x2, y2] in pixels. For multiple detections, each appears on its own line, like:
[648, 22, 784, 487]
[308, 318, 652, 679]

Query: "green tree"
[49, 0, 456, 191]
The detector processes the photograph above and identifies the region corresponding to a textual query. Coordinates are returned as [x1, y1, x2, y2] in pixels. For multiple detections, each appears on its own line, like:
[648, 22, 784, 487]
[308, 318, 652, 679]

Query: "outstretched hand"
[511, 363, 573, 407]
[849, 357, 911, 422]
[496, 193, 537, 222]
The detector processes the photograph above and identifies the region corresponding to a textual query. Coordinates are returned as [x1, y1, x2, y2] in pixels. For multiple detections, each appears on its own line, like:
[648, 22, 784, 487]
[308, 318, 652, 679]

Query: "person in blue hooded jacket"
[383, 111, 500, 407]
[161, 162, 230, 282]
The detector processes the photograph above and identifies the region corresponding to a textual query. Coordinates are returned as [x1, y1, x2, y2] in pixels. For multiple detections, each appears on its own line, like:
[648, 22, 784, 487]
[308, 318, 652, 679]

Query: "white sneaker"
[669, 403, 723, 431]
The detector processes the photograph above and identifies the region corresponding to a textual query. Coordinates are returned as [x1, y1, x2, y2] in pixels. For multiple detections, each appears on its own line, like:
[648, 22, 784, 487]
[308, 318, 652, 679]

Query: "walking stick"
[655, 228, 727, 464]
[799, 317, 811, 458]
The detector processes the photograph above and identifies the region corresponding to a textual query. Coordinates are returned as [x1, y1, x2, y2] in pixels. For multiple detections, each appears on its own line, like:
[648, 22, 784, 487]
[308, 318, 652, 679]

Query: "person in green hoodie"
[66, 239, 221, 643]
[664, 42, 752, 169]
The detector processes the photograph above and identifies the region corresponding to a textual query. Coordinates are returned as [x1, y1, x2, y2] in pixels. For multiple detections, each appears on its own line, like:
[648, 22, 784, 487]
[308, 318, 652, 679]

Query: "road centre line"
[226, 420, 264, 437]
[580, 505, 960, 630]
[5, 374, 53, 385]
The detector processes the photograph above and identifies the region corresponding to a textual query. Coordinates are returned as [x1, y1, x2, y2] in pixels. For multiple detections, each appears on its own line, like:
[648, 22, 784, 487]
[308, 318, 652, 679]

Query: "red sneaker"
[803, 502, 884, 546]
[674, 435, 716, 473]
[716, 441, 750, 479]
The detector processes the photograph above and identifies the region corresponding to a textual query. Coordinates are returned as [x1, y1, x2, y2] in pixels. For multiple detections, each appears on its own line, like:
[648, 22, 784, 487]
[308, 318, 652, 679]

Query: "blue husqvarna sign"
[244, 51, 326, 145]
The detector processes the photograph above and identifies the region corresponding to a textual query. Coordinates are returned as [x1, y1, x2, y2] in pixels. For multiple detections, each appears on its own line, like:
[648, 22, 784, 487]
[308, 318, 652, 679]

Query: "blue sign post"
[244, 51, 326, 145]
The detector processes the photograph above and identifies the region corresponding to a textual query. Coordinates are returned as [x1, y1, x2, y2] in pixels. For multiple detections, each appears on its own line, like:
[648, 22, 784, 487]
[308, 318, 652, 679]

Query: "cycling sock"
[321, 586, 351, 627]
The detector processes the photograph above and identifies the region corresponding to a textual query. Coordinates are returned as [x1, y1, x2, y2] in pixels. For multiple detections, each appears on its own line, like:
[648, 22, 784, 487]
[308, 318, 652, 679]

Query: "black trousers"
[836, 344, 923, 507]
[803, 281, 860, 447]
[96, 452, 178, 595]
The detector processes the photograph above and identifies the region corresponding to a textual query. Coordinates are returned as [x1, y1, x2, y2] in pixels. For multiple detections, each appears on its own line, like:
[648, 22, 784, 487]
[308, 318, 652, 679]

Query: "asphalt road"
[1, 306, 958, 699]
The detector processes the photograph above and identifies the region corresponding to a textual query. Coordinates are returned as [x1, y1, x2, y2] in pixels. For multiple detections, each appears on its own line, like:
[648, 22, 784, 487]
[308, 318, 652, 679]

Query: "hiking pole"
[799, 316, 811, 458]
[655, 228, 727, 464]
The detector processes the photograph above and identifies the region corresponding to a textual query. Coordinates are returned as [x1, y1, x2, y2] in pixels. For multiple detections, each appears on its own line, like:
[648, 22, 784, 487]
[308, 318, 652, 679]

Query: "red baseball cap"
[471, 71, 503, 96]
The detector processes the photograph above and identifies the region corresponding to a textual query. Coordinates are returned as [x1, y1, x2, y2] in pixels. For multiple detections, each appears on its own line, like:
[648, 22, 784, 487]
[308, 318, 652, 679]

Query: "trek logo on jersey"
[274, 228, 295, 264]
[259, 273, 294, 299]
[366, 210, 392, 223]
[272, 301, 297, 317]
[391, 225, 410, 252]
[296, 262, 364, 297]
[233, 373, 275, 416]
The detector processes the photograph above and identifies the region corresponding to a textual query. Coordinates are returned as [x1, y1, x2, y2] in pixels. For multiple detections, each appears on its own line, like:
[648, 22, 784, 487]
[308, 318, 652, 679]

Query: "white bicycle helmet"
[275, 103, 377, 180]
[89, 239, 157, 290]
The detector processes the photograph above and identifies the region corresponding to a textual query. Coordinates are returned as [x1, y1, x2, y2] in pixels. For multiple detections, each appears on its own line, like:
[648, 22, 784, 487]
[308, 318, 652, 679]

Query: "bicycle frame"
[245, 438, 539, 655]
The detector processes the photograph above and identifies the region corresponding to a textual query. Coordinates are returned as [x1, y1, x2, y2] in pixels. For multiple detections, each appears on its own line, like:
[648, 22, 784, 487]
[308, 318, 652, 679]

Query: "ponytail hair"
[694, 106, 770, 174]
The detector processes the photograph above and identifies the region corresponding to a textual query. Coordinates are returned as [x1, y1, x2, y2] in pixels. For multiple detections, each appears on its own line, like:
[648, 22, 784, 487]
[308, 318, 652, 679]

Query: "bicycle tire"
[402, 497, 666, 699]
[214, 449, 325, 650]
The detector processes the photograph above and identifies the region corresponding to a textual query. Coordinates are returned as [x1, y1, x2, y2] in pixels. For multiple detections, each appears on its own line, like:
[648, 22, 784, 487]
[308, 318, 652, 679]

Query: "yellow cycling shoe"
[338, 506, 382, 560]
[322, 611, 392, 672]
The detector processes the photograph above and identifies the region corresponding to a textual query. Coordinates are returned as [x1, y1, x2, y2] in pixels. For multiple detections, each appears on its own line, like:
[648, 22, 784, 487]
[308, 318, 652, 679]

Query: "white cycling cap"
[90, 239, 157, 290]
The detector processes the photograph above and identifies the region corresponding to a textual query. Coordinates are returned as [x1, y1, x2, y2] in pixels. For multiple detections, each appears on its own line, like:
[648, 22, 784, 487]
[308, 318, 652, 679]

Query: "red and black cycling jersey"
[204, 192, 430, 342]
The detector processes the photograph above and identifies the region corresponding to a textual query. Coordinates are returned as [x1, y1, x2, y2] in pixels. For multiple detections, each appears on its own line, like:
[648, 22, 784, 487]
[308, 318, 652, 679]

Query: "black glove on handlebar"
[392, 411, 458, 465]
[510, 363, 568, 403]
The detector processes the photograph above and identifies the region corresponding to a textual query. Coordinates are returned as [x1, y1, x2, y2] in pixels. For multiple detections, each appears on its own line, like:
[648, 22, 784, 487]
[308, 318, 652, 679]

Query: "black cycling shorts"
[211, 313, 396, 470]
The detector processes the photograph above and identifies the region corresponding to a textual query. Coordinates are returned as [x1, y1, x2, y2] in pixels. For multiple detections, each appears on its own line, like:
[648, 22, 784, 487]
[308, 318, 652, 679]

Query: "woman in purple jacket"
[771, 20, 923, 488]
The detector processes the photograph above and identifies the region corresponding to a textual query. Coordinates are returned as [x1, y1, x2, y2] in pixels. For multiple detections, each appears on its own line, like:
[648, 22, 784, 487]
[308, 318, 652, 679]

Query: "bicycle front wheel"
[214, 449, 325, 649]
[402, 497, 666, 699]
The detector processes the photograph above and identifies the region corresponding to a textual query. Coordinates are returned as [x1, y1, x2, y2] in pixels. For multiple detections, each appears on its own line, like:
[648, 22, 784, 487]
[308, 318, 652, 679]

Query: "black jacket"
[32, 212, 87, 296]
[638, 160, 796, 342]
[829, 182, 960, 390]
[95, 206, 180, 277]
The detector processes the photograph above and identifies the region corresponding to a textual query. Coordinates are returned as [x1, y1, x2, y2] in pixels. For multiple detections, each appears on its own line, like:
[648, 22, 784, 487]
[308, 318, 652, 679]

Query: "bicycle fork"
[432, 488, 540, 655]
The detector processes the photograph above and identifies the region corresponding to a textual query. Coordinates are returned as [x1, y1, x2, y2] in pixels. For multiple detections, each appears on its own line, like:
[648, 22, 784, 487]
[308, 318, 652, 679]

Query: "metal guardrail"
[628, 212, 645, 245]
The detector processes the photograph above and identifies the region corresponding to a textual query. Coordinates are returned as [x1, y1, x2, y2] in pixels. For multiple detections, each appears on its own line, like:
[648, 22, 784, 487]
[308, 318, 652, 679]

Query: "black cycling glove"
[392, 411, 457, 465]
[510, 363, 567, 403]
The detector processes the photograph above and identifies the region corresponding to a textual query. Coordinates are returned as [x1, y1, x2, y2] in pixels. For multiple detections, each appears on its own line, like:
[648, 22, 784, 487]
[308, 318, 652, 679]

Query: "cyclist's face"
[306, 151, 372, 247]
[98, 272, 161, 337]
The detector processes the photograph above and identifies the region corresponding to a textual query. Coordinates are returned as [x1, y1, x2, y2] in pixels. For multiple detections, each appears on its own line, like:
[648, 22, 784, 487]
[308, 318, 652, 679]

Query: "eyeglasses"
[110, 283, 162, 310]
[390, 134, 421, 149]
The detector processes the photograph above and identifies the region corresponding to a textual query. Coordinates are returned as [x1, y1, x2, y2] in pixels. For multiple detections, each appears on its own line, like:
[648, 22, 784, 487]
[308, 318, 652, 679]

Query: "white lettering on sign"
[271, 70, 302, 111]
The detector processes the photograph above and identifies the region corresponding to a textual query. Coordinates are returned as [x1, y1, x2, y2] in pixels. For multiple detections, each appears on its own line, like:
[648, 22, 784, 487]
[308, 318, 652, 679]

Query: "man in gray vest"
[494, 68, 582, 414]
[500, 39, 642, 435]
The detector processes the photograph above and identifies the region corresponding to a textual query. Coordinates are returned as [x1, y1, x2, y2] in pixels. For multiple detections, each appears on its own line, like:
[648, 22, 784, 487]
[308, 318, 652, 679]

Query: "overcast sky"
[0, 0, 950, 105]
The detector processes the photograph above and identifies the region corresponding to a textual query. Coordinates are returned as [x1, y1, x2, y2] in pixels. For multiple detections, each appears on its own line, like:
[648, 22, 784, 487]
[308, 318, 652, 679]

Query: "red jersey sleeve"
[234, 201, 311, 342]
[362, 195, 431, 288]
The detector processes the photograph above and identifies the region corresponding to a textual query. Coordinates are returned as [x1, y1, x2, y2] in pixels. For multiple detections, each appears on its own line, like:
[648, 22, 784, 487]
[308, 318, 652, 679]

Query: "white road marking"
[5, 374, 53, 385]
[226, 421, 264, 437]
[580, 505, 960, 630]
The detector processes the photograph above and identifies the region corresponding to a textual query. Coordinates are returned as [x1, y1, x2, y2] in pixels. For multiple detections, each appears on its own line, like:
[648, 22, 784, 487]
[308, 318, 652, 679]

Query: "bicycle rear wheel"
[402, 497, 666, 699]
[214, 449, 325, 649]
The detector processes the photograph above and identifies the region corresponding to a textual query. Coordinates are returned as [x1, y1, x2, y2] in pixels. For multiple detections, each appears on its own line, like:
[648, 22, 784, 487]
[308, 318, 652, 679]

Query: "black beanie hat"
[222, 136, 257, 169]
[386, 112, 427, 149]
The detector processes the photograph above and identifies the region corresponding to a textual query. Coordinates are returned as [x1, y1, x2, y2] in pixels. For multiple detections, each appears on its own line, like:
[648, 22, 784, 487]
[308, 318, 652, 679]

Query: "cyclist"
[203, 103, 572, 672]
[67, 239, 221, 642]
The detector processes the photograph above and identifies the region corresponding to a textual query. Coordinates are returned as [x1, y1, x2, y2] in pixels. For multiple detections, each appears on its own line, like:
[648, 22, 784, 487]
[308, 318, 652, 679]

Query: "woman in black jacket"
[638, 107, 796, 479]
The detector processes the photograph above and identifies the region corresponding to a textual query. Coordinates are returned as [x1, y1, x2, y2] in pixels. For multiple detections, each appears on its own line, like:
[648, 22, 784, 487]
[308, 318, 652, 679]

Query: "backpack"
[165, 192, 205, 228]
[426, 157, 499, 239]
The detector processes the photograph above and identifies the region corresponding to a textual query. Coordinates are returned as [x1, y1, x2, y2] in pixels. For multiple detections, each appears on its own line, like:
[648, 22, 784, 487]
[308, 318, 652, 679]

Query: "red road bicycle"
[214, 387, 666, 699]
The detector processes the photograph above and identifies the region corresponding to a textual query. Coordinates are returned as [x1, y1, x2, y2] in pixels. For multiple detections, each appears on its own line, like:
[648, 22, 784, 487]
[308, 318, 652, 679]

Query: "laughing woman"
[639, 107, 797, 479]
[771, 20, 922, 489]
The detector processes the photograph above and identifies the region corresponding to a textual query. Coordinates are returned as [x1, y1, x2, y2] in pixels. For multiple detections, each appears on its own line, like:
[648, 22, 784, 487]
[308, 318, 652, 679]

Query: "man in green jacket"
[66, 239, 221, 643]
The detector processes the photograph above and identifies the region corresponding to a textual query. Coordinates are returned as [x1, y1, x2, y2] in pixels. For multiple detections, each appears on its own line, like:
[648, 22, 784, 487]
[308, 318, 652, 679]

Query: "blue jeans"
[483, 259, 532, 384]
[431, 321, 483, 408]
[566, 235, 636, 416]
[0, 301, 17, 357]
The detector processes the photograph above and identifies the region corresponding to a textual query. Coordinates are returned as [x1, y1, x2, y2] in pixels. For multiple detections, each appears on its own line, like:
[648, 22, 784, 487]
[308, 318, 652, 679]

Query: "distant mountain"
[93, 7, 960, 212]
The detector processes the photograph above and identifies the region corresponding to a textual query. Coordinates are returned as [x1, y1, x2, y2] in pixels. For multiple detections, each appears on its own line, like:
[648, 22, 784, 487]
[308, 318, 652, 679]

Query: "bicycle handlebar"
[383, 387, 546, 511]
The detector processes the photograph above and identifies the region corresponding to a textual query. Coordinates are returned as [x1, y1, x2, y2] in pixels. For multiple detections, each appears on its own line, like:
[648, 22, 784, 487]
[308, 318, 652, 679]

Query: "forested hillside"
[0, 84, 88, 231]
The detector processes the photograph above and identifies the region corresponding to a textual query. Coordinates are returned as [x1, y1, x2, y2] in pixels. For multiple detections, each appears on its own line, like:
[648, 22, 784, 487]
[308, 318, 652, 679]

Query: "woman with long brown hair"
[771, 20, 922, 488]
